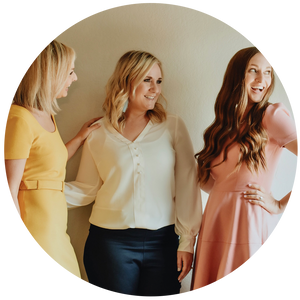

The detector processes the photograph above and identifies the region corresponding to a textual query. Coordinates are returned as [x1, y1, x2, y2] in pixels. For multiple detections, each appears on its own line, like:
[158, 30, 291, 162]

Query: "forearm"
[5, 159, 26, 215]
[278, 191, 291, 213]
[65, 136, 83, 160]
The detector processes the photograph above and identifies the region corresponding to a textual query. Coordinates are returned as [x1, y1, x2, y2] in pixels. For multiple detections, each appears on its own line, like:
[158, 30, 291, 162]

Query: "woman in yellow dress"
[4, 40, 100, 277]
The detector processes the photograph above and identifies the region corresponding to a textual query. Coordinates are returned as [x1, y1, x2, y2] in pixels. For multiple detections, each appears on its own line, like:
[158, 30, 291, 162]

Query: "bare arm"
[244, 139, 298, 214]
[65, 117, 101, 160]
[284, 139, 297, 155]
[5, 159, 27, 214]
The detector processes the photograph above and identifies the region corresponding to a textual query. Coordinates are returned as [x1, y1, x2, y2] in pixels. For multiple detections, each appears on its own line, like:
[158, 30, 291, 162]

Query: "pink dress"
[191, 103, 297, 289]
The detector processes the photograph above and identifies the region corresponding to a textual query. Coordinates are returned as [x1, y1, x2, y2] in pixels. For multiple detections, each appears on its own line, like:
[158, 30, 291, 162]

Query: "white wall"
[54, 4, 297, 293]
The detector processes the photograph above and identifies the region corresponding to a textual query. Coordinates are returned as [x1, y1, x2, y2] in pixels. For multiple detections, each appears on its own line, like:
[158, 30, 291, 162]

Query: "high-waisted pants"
[84, 224, 181, 296]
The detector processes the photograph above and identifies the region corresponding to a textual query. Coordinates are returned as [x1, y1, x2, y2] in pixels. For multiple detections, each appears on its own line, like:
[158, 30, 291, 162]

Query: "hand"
[75, 117, 102, 145]
[177, 251, 193, 283]
[243, 183, 282, 214]
[65, 117, 102, 160]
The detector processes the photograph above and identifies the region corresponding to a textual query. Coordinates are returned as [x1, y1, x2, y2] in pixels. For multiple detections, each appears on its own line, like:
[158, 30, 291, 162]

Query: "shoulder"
[263, 102, 293, 128]
[264, 102, 291, 118]
[164, 113, 191, 141]
[263, 102, 297, 146]
[8, 104, 32, 120]
[6, 105, 34, 132]
[165, 113, 185, 126]
[86, 117, 106, 145]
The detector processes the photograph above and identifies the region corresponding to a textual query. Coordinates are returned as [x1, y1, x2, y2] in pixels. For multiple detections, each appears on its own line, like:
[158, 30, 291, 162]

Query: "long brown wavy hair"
[195, 47, 275, 184]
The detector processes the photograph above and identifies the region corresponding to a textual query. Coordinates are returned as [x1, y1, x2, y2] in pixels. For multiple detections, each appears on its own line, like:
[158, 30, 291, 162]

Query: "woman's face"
[244, 52, 272, 105]
[57, 61, 77, 99]
[129, 63, 162, 112]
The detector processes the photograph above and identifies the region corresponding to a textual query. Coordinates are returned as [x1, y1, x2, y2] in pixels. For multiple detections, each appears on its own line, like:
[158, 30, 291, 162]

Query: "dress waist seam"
[19, 180, 65, 192]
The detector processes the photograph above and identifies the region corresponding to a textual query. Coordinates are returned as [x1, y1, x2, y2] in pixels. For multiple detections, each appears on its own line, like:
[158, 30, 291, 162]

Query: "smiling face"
[128, 63, 162, 113]
[57, 61, 77, 99]
[244, 52, 272, 105]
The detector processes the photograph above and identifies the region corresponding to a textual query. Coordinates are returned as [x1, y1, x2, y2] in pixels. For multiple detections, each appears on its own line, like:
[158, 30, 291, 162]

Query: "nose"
[255, 71, 263, 83]
[73, 72, 78, 82]
[149, 81, 160, 93]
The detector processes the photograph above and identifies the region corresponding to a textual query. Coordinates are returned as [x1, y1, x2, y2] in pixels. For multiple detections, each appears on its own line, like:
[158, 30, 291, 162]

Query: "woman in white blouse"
[65, 51, 202, 296]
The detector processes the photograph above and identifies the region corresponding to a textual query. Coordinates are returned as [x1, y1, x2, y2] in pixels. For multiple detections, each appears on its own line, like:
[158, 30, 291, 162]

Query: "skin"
[242, 53, 298, 213]
[124, 63, 192, 282]
[6, 60, 100, 214]
[244, 52, 272, 105]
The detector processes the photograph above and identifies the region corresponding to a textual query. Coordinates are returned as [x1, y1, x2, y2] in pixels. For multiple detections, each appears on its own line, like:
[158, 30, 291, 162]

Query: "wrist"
[72, 134, 85, 147]
[278, 191, 294, 213]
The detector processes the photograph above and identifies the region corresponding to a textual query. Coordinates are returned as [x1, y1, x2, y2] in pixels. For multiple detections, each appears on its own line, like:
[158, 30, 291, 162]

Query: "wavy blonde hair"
[195, 47, 275, 184]
[103, 50, 166, 132]
[13, 40, 75, 115]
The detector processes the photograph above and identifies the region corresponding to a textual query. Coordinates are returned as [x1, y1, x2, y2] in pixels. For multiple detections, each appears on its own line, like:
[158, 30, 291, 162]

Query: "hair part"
[195, 47, 275, 184]
[103, 50, 167, 131]
[13, 40, 75, 115]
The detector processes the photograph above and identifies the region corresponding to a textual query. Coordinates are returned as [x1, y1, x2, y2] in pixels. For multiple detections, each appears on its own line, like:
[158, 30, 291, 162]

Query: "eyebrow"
[145, 76, 163, 79]
[249, 63, 272, 69]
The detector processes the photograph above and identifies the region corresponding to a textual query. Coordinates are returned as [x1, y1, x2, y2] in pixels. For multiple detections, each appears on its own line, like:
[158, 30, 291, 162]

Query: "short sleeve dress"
[191, 103, 297, 289]
[5, 104, 80, 277]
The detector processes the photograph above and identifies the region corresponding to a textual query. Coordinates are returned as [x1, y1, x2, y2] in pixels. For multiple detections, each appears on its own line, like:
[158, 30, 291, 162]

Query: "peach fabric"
[191, 103, 297, 289]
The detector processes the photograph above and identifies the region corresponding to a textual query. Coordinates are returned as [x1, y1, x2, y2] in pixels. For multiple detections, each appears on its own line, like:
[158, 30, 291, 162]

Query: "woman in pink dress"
[191, 47, 297, 289]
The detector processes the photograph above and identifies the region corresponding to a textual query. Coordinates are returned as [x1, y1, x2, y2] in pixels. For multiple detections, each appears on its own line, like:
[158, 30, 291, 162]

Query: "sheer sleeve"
[174, 116, 202, 253]
[65, 136, 102, 208]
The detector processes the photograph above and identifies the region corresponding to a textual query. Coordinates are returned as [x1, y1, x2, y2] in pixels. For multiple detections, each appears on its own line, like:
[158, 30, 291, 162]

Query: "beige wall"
[54, 4, 297, 292]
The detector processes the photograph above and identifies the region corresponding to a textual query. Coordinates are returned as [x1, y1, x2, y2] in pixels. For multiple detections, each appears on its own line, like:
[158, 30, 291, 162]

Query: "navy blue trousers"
[84, 224, 181, 296]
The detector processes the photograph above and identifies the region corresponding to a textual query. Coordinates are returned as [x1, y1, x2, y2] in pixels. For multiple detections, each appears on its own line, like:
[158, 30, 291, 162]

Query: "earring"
[123, 99, 128, 113]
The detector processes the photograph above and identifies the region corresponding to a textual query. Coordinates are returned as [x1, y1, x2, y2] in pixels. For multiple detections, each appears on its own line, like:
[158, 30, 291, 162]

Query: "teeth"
[145, 96, 155, 100]
[252, 86, 264, 91]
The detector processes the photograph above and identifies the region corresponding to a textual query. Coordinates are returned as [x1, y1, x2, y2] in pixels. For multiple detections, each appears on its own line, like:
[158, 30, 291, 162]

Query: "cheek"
[267, 78, 272, 88]
[244, 76, 252, 88]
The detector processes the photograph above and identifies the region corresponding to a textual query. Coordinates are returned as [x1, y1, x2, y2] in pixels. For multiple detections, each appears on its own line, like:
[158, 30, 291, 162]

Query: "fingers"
[243, 183, 265, 200]
[243, 190, 264, 201]
[247, 183, 265, 192]
[177, 252, 193, 283]
[178, 264, 190, 283]
[86, 117, 103, 127]
[79, 117, 103, 134]
[247, 199, 264, 207]
[89, 123, 101, 130]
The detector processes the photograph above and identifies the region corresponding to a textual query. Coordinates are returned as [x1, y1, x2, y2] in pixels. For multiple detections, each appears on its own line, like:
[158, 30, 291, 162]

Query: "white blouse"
[65, 114, 202, 253]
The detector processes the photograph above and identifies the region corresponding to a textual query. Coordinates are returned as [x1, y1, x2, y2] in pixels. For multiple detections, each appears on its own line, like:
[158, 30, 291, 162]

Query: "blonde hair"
[103, 50, 166, 131]
[195, 47, 275, 184]
[13, 40, 75, 115]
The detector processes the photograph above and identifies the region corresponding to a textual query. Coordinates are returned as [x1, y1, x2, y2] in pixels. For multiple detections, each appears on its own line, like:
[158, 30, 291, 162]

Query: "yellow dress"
[5, 104, 80, 277]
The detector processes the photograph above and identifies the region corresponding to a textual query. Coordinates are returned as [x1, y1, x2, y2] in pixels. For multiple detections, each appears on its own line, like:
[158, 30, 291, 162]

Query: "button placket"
[132, 143, 142, 175]
[130, 142, 145, 227]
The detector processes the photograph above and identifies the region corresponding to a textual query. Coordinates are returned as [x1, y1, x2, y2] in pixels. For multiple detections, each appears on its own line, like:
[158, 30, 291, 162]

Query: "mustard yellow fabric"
[5, 104, 80, 277]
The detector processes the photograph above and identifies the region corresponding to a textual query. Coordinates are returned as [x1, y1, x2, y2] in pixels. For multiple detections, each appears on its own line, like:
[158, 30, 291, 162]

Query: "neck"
[125, 108, 148, 123]
[27, 107, 51, 117]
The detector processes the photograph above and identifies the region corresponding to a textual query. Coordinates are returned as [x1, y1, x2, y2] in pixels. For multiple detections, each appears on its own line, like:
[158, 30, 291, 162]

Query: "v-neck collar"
[104, 116, 153, 144]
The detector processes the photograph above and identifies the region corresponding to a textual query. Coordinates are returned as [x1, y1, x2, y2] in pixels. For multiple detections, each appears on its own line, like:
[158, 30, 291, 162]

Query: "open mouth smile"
[251, 86, 264, 92]
[145, 95, 155, 100]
